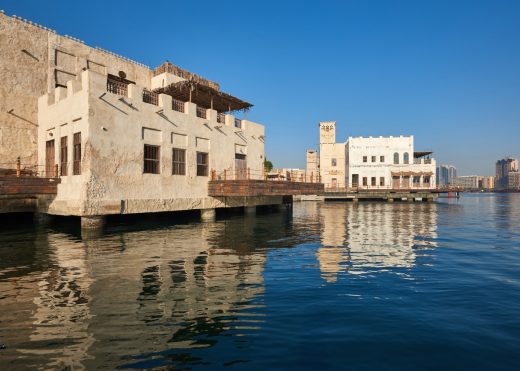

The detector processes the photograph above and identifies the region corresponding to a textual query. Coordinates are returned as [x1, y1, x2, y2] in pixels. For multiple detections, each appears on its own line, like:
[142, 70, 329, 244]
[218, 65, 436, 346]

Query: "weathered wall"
[0, 13, 50, 166]
[38, 71, 267, 216]
[0, 12, 151, 168]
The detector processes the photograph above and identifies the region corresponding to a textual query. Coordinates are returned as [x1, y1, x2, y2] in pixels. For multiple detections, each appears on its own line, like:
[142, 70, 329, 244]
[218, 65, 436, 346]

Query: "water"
[1, 194, 519, 370]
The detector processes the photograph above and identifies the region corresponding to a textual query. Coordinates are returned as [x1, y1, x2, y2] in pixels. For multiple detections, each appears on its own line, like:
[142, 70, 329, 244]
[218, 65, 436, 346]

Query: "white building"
[317, 122, 436, 190]
[346, 135, 435, 190]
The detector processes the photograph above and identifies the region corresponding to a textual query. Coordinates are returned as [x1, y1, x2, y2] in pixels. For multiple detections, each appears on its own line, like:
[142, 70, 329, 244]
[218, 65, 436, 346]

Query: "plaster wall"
[346, 136, 436, 189]
[38, 70, 268, 216]
[1, 12, 151, 166]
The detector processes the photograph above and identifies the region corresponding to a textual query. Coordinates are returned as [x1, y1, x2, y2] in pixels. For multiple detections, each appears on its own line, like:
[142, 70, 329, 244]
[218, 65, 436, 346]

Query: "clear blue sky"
[3, 0, 519, 175]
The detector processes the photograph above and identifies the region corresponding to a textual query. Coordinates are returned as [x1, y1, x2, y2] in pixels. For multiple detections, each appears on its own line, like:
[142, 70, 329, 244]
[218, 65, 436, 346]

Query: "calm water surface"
[1, 194, 519, 370]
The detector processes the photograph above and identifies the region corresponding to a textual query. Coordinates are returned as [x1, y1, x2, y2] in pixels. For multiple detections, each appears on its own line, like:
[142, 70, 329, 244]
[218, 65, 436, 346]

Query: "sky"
[2, 0, 519, 175]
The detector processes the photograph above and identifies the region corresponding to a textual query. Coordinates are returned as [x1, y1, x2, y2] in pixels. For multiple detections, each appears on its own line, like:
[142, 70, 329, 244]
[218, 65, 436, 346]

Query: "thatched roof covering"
[153, 61, 220, 90]
[154, 80, 253, 113]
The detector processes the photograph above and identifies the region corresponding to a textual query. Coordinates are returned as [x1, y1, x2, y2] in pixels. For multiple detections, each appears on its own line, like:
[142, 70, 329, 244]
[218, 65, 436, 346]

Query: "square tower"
[320, 121, 336, 144]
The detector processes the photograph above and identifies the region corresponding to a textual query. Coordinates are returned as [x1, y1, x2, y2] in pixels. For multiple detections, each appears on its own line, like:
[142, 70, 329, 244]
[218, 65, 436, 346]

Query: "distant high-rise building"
[436, 165, 457, 186]
[496, 157, 519, 190]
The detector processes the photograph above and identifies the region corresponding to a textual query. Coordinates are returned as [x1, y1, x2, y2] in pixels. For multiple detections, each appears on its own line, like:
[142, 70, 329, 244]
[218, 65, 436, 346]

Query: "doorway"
[45, 139, 55, 177]
[235, 154, 247, 180]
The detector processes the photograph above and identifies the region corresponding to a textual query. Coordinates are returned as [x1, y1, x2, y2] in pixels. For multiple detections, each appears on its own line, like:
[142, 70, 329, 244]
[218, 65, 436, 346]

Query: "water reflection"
[309, 202, 438, 281]
[0, 201, 438, 369]
[0, 212, 300, 369]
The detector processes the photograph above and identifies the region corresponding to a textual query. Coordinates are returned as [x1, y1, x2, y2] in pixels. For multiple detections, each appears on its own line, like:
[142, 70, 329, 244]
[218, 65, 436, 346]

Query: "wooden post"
[224, 169, 227, 181]
[311, 172, 314, 183]
[16, 157, 21, 177]
[247, 168, 251, 180]
[54, 164, 59, 178]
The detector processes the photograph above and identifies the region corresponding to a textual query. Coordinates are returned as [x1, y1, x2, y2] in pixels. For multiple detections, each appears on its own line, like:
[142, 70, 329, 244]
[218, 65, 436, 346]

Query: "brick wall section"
[0, 177, 60, 195]
[208, 180, 324, 197]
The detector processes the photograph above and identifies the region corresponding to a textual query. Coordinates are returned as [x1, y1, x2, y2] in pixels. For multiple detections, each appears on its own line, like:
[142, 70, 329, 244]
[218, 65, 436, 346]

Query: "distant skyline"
[2, 0, 519, 176]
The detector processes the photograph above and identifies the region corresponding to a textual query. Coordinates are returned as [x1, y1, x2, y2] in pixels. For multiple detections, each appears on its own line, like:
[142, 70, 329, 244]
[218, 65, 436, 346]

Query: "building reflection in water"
[0, 202, 440, 368]
[311, 202, 438, 282]
[0, 211, 298, 369]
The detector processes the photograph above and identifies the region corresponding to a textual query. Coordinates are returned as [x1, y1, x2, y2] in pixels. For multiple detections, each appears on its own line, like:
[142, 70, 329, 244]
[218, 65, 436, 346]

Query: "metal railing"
[107, 78, 128, 96]
[172, 99, 185, 113]
[142, 89, 158, 105]
[210, 168, 321, 183]
[0, 159, 58, 178]
[324, 184, 434, 192]
[217, 112, 226, 124]
[196, 106, 207, 119]
[234, 118, 242, 128]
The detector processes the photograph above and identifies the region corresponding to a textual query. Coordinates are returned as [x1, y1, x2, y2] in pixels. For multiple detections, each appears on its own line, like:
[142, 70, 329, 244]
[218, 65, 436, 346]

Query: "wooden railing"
[172, 99, 185, 113]
[196, 106, 207, 119]
[234, 118, 242, 128]
[217, 112, 226, 124]
[142, 89, 159, 105]
[107, 78, 128, 96]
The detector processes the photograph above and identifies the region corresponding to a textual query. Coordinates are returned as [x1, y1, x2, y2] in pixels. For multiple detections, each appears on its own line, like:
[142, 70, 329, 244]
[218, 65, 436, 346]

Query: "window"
[73, 133, 81, 175]
[380, 156, 385, 162]
[331, 158, 337, 166]
[363, 156, 368, 163]
[380, 177, 385, 186]
[362, 177, 368, 186]
[197, 152, 208, 176]
[144, 144, 160, 174]
[413, 176, 421, 187]
[172, 148, 186, 175]
[371, 156, 376, 163]
[371, 177, 376, 186]
[404, 152, 409, 164]
[424, 176, 431, 184]
[60, 136, 68, 176]
[393, 152, 399, 164]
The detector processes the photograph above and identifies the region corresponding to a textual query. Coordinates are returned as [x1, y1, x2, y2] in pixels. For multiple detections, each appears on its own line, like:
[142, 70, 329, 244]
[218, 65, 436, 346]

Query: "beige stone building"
[0, 12, 282, 226]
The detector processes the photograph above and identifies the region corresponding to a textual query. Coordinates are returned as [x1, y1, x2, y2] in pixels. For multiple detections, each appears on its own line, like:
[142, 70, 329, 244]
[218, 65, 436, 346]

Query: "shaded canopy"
[153, 80, 253, 113]
[414, 151, 433, 158]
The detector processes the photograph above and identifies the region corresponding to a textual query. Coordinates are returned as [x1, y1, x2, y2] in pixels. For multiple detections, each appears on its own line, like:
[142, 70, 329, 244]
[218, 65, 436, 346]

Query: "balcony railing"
[196, 106, 207, 119]
[217, 112, 226, 124]
[172, 99, 185, 113]
[234, 118, 242, 128]
[142, 89, 159, 105]
[107, 78, 128, 96]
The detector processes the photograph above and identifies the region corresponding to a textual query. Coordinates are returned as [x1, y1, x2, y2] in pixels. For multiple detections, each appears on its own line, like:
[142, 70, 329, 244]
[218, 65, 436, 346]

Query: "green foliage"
[264, 159, 273, 172]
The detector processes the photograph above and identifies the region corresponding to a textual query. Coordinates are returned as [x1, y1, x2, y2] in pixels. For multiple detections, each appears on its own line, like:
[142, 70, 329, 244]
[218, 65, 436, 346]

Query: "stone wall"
[0, 12, 151, 167]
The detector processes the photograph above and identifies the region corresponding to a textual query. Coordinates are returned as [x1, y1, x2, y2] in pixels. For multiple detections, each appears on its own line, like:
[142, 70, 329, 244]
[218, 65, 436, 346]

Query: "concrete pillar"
[33, 212, 51, 224]
[352, 198, 359, 203]
[201, 208, 216, 222]
[244, 206, 256, 215]
[81, 215, 106, 230]
[387, 198, 394, 203]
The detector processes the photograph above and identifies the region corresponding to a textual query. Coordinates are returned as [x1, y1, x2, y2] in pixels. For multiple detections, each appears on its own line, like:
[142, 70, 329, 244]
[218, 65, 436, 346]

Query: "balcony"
[196, 106, 207, 119]
[142, 89, 159, 105]
[107, 78, 128, 97]
[172, 98, 185, 113]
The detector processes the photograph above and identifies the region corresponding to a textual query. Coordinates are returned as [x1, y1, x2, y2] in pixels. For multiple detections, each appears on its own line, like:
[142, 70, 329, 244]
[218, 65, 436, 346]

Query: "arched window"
[403, 152, 409, 164]
[393, 152, 399, 164]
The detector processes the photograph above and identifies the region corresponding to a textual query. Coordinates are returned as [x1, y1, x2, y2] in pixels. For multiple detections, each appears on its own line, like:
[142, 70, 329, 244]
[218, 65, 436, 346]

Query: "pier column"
[34, 212, 51, 224]
[201, 208, 216, 222]
[81, 215, 106, 230]
[387, 198, 394, 203]
[244, 206, 256, 215]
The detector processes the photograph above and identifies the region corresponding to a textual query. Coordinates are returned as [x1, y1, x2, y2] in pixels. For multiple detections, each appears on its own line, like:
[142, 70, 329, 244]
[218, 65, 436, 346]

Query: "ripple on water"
[0, 194, 520, 370]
